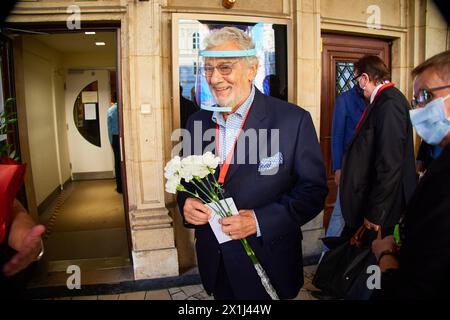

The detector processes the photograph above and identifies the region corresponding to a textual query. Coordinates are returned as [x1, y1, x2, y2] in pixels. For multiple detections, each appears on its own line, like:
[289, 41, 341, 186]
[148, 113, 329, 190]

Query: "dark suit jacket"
[374, 143, 450, 299]
[177, 89, 328, 299]
[340, 86, 416, 230]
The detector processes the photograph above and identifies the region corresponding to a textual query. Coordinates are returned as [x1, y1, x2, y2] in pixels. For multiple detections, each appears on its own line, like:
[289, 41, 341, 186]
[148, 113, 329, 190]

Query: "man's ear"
[247, 63, 258, 81]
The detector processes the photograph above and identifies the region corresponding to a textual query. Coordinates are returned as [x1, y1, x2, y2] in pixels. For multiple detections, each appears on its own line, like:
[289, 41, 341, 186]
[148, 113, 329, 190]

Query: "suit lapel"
[221, 89, 268, 185]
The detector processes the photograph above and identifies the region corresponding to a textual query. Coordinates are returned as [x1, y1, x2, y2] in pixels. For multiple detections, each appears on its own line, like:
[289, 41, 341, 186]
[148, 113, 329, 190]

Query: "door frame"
[171, 13, 295, 130]
[4, 22, 133, 262]
[320, 33, 391, 230]
[0, 31, 29, 207]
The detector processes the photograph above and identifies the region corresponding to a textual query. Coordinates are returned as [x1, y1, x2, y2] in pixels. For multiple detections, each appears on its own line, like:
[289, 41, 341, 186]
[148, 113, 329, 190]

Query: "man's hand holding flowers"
[183, 198, 212, 225]
[219, 209, 257, 240]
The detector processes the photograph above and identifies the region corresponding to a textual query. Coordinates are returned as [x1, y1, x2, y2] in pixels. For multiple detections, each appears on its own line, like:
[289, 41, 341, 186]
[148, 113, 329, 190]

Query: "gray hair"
[203, 27, 258, 67]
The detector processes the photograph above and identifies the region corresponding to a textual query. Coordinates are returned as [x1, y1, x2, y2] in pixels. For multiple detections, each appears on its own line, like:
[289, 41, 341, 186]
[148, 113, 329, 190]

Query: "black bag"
[313, 225, 380, 300]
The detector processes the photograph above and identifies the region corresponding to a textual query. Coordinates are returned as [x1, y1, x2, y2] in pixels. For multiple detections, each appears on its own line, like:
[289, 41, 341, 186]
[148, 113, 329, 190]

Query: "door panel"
[65, 69, 113, 176]
[320, 34, 391, 230]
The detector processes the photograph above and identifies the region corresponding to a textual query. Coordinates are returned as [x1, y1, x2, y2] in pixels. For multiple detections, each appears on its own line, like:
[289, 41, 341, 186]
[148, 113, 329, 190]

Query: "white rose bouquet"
[164, 152, 279, 300]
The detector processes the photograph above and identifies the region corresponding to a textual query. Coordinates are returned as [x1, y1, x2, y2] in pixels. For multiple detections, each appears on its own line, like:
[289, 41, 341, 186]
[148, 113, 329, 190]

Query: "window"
[179, 21, 288, 107]
[192, 32, 200, 49]
[335, 61, 355, 96]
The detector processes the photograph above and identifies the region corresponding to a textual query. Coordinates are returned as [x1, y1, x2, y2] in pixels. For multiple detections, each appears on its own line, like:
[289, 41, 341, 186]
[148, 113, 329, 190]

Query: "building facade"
[4, 0, 450, 282]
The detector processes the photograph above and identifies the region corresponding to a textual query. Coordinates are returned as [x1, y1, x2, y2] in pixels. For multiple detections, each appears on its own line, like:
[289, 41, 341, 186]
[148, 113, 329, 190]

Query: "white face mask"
[410, 94, 450, 146]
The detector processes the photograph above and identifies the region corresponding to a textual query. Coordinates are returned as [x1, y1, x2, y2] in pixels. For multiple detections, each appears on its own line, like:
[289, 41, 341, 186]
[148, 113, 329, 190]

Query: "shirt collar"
[212, 85, 255, 125]
[370, 81, 390, 104]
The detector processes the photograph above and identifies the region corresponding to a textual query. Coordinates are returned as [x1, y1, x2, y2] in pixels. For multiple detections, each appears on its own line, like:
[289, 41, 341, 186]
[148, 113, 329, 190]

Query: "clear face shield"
[195, 49, 257, 112]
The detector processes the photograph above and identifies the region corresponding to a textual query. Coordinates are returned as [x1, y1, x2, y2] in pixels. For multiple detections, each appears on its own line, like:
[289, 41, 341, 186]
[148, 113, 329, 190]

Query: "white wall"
[21, 35, 117, 205]
[53, 68, 71, 184]
[65, 69, 114, 174]
[22, 36, 70, 205]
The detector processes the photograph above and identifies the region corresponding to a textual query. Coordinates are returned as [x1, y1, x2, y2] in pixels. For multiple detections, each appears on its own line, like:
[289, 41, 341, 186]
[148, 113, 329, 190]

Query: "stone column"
[295, 0, 324, 260]
[123, 0, 179, 280]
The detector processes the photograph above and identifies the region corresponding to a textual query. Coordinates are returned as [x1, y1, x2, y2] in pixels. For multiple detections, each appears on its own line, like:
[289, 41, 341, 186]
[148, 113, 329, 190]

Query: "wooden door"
[320, 34, 391, 230]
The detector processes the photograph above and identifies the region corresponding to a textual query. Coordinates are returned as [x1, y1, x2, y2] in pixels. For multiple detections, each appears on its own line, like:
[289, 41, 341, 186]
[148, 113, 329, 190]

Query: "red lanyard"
[215, 105, 253, 184]
[355, 82, 395, 130]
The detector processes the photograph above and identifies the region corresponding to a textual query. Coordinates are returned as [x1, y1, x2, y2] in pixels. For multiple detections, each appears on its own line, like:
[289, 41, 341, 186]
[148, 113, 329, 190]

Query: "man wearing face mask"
[339, 55, 417, 240]
[371, 50, 450, 299]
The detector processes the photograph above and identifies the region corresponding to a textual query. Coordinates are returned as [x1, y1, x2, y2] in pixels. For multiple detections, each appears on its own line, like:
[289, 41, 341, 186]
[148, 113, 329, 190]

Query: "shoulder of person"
[374, 86, 409, 111]
[376, 85, 407, 102]
[262, 93, 309, 119]
[185, 109, 211, 128]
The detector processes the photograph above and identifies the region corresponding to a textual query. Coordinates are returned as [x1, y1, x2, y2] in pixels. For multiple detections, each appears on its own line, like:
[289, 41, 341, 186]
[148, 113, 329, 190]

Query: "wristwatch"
[36, 239, 44, 261]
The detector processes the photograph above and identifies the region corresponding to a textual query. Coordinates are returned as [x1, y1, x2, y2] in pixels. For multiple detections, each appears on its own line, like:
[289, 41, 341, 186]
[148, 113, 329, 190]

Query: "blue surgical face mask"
[410, 94, 450, 145]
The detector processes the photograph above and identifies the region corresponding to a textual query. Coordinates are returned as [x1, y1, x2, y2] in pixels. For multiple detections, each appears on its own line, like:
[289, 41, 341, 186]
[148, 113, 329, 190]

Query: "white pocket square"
[258, 152, 283, 173]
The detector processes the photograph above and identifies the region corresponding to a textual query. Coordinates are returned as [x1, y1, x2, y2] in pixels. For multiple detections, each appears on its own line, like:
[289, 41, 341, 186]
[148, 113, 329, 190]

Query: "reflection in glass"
[192, 32, 200, 49]
[178, 20, 288, 119]
[73, 81, 101, 147]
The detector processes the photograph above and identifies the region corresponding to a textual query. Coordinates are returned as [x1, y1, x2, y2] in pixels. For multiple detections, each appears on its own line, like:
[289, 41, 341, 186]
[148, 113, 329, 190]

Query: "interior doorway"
[4, 28, 132, 287]
[320, 33, 391, 230]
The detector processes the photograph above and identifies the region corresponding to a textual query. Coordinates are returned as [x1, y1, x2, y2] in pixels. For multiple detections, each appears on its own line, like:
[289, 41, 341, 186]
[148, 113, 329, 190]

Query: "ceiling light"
[95, 42, 106, 46]
[85, 31, 96, 35]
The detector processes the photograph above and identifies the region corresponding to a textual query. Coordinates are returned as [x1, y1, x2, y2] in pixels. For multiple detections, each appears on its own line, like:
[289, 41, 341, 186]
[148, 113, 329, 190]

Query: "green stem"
[190, 179, 226, 218]
[193, 177, 231, 218]
[196, 177, 219, 202]
[180, 189, 208, 204]
[190, 179, 216, 203]
[210, 172, 233, 216]
[240, 238, 258, 265]
[205, 174, 219, 197]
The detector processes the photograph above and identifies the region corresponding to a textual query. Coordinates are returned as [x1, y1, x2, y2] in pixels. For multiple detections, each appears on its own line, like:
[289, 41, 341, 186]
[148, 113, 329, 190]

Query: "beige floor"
[30, 179, 131, 288]
[51, 180, 126, 232]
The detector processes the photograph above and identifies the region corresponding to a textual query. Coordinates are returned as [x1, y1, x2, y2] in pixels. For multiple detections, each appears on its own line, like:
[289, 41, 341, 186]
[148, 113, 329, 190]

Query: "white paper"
[81, 91, 98, 103]
[207, 198, 238, 244]
[84, 103, 97, 120]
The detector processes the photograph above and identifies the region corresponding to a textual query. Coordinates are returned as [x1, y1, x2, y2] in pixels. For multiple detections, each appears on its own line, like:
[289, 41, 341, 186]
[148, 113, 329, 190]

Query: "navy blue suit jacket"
[177, 89, 328, 299]
[331, 86, 365, 171]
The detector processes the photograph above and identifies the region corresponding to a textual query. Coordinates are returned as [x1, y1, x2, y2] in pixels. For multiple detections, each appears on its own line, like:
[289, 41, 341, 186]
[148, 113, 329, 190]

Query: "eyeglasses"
[351, 74, 363, 85]
[411, 85, 450, 109]
[202, 61, 239, 77]
[352, 74, 362, 81]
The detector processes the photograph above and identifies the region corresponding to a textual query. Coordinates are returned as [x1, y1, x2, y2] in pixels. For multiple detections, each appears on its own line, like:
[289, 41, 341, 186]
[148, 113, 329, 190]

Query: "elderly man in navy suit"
[177, 27, 328, 300]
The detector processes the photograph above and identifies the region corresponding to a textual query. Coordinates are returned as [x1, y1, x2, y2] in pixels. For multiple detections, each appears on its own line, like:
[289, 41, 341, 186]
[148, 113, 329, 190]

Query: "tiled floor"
[40, 265, 319, 300]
